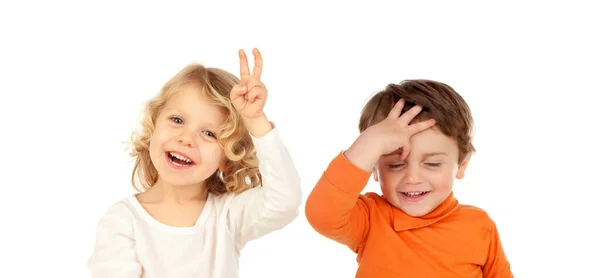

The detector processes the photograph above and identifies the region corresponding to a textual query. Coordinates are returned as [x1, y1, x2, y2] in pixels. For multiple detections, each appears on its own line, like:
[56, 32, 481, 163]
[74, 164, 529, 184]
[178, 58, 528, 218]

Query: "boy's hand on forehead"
[369, 99, 436, 158]
[344, 99, 436, 172]
[230, 48, 268, 120]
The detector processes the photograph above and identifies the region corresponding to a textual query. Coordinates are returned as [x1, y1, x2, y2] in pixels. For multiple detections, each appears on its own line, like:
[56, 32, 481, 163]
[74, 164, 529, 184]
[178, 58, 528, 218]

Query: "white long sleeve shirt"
[87, 127, 302, 278]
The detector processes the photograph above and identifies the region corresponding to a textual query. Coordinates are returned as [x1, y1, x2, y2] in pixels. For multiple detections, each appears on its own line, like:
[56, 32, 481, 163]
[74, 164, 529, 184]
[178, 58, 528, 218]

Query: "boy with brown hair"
[305, 80, 513, 277]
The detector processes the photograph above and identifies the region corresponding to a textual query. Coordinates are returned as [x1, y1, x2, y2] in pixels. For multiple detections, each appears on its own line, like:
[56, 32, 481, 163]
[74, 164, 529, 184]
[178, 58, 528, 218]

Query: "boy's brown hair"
[358, 79, 475, 163]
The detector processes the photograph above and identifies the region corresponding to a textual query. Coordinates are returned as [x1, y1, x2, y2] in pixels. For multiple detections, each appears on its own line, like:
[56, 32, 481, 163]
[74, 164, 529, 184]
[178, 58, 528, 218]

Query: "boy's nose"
[404, 167, 423, 184]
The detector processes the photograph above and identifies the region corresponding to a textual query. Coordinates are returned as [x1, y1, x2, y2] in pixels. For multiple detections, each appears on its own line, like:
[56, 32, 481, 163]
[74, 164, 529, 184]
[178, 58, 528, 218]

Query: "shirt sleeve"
[482, 218, 513, 278]
[304, 152, 373, 252]
[87, 204, 142, 278]
[228, 126, 302, 246]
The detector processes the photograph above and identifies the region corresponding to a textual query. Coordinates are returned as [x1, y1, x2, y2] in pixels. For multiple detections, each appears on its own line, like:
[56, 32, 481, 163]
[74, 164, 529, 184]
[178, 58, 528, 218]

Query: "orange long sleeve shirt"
[305, 153, 513, 278]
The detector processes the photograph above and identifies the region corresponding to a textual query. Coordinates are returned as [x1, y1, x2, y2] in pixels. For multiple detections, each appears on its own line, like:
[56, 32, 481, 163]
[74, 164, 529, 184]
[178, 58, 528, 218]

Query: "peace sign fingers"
[251, 48, 263, 80]
[238, 49, 250, 78]
[238, 48, 263, 81]
[231, 48, 269, 121]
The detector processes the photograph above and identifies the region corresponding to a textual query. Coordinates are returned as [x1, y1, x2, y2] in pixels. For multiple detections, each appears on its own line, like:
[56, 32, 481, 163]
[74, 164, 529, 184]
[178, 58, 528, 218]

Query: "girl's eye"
[170, 117, 183, 124]
[425, 163, 441, 167]
[203, 130, 215, 138]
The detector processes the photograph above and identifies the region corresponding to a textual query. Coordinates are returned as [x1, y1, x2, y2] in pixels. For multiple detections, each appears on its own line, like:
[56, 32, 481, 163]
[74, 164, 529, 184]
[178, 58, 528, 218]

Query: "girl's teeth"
[172, 161, 187, 166]
[169, 152, 191, 162]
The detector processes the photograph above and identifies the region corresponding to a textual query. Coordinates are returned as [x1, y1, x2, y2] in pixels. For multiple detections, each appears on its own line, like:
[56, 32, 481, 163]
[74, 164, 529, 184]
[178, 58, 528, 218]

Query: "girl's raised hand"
[230, 48, 268, 120]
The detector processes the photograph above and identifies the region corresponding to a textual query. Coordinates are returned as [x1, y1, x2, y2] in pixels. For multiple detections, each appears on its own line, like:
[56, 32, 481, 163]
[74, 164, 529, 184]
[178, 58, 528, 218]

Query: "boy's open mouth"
[401, 191, 431, 199]
[166, 151, 195, 167]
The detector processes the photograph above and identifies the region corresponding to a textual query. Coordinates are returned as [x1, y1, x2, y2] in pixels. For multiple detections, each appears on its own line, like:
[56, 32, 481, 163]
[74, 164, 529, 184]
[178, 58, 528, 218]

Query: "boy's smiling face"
[374, 126, 471, 217]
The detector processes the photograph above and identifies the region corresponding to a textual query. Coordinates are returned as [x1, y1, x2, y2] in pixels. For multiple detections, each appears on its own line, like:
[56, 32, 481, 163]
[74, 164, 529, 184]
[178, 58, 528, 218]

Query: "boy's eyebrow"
[382, 151, 448, 158]
[423, 152, 448, 158]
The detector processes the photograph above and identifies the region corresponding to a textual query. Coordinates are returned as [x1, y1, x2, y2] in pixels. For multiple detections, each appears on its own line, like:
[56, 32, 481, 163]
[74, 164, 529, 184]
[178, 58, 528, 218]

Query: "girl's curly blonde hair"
[127, 64, 261, 195]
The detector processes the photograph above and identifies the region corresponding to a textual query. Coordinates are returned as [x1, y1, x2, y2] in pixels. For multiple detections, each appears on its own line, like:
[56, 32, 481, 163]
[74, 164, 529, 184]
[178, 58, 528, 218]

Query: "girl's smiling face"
[149, 82, 227, 188]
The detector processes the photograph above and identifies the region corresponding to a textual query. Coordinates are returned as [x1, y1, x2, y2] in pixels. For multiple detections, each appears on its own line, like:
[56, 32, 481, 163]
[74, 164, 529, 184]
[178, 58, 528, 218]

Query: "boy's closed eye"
[424, 162, 441, 167]
[388, 162, 442, 169]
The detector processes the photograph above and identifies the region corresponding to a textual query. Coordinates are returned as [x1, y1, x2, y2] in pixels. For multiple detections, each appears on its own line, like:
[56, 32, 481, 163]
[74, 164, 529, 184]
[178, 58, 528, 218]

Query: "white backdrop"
[1, 1, 599, 277]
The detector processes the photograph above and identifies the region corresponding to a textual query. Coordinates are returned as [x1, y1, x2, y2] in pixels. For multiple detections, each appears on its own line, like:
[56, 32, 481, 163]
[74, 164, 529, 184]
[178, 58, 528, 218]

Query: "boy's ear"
[456, 152, 473, 179]
[372, 167, 379, 182]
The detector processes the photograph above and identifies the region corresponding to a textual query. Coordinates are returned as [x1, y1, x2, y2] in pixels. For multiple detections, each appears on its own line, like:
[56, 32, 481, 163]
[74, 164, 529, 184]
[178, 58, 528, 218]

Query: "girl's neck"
[149, 179, 208, 205]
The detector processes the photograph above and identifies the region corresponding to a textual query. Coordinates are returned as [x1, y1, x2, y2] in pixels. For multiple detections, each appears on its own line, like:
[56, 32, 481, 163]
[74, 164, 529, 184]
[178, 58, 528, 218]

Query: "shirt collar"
[392, 192, 459, 231]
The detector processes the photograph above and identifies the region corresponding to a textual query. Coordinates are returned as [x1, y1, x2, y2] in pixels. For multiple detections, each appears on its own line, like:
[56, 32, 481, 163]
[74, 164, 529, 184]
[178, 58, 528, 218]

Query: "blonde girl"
[88, 49, 302, 278]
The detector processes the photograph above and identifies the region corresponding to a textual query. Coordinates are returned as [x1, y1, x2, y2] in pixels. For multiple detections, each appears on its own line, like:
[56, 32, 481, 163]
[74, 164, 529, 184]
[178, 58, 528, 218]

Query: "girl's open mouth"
[166, 151, 196, 167]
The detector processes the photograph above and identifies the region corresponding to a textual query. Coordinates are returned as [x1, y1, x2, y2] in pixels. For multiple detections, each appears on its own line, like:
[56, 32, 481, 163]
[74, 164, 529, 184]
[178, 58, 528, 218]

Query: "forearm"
[243, 115, 301, 208]
[343, 134, 381, 172]
[232, 127, 302, 243]
[252, 127, 302, 213]
[305, 152, 371, 245]
[243, 113, 272, 138]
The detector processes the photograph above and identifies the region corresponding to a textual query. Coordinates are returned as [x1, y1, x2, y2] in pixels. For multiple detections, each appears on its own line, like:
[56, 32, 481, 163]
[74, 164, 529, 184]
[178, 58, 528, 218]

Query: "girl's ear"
[219, 158, 227, 172]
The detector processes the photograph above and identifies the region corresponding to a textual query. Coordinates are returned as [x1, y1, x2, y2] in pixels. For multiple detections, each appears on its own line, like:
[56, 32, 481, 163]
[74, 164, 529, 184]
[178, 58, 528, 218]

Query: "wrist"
[242, 113, 272, 138]
[343, 135, 381, 172]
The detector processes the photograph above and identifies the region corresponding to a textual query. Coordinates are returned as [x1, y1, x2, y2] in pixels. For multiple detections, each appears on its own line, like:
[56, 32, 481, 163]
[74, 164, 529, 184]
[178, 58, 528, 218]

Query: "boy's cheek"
[378, 172, 403, 190]
[428, 173, 455, 190]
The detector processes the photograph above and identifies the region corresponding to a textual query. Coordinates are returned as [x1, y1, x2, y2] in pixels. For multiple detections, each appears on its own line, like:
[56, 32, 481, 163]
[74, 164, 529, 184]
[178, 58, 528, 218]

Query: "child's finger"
[248, 91, 261, 103]
[230, 84, 247, 99]
[238, 49, 250, 77]
[398, 104, 423, 125]
[247, 85, 266, 103]
[246, 79, 266, 98]
[407, 119, 436, 135]
[246, 78, 264, 90]
[252, 48, 263, 80]
[399, 145, 411, 161]
[387, 98, 406, 119]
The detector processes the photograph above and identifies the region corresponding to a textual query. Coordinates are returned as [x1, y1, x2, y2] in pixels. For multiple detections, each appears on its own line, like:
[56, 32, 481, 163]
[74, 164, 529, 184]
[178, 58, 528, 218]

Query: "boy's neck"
[391, 191, 459, 232]
[149, 179, 209, 205]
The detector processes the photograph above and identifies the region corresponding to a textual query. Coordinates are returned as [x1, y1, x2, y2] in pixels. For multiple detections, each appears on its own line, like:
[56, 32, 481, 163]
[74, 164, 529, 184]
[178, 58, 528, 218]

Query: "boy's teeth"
[404, 192, 426, 196]
[170, 152, 191, 162]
